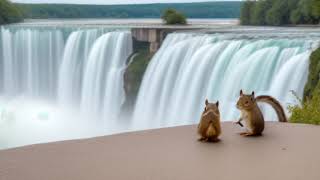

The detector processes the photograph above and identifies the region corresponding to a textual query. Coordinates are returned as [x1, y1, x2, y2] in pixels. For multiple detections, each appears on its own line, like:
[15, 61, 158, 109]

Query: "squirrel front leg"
[234, 117, 244, 127]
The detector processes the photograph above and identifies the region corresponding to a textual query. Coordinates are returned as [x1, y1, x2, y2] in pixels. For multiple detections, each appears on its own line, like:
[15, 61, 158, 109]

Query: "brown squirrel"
[235, 90, 287, 136]
[197, 99, 221, 142]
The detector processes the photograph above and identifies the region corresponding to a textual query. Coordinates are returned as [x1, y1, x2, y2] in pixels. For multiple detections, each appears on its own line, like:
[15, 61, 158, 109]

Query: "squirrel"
[235, 90, 287, 136]
[197, 99, 221, 142]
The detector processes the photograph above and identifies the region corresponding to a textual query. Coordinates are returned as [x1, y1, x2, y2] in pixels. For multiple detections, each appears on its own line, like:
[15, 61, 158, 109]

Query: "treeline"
[17, 2, 241, 19]
[0, 0, 23, 25]
[240, 0, 320, 26]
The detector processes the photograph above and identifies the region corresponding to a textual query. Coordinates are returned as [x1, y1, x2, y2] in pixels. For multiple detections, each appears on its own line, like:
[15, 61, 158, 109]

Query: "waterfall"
[0, 25, 318, 149]
[0, 27, 64, 98]
[80, 31, 132, 120]
[57, 29, 110, 106]
[0, 27, 132, 119]
[0, 27, 133, 149]
[132, 33, 316, 129]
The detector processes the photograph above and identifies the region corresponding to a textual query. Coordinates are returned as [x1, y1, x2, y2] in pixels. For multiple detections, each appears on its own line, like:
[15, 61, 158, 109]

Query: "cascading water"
[57, 30, 99, 106]
[0, 26, 132, 149]
[0, 27, 65, 98]
[80, 32, 132, 120]
[132, 33, 318, 129]
[57, 29, 132, 119]
[0, 25, 319, 149]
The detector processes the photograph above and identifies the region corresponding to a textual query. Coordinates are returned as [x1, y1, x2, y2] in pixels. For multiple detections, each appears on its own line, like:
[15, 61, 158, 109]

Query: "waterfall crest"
[133, 33, 315, 129]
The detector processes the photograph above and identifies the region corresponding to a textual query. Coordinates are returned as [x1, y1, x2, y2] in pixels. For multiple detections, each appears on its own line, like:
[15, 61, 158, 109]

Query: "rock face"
[131, 28, 170, 53]
[121, 39, 154, 116]
[121, 29, 169, 116]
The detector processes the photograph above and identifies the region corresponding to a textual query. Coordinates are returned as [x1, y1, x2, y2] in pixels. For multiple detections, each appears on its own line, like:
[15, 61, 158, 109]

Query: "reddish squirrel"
[235, 90, 287, 136]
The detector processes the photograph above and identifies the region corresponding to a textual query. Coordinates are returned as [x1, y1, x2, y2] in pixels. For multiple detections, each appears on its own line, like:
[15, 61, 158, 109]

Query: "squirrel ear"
[205, 99, 209, 106]
[252, 91, 255, 97]
[216, 101, 219, 107]
[240, 89, 243, 96]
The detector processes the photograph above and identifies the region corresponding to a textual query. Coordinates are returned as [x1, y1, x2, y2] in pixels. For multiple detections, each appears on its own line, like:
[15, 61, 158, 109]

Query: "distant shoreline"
[5, 19, 320, 33]
[6, 18, 239, 29]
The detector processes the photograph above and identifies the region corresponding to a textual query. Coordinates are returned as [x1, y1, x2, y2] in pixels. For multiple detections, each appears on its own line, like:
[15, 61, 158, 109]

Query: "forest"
[0, 0, 23, 25]
[240, 0, 320, 26]
[17, 1, 241, 19]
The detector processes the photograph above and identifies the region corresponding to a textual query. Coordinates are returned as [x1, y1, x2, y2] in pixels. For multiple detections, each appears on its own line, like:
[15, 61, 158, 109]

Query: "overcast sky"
[11, 0, 239, 5]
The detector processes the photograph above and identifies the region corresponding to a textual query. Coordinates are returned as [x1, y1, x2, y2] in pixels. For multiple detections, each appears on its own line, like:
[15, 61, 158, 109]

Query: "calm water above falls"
[0, 25, 319, 149]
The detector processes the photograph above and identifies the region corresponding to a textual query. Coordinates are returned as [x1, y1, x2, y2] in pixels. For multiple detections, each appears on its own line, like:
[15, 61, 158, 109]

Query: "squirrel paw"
[208, 138, 220, 143]
[239, 132, 249, 136]
[198, 137, 207, 142]
[240, 132, 262, 137]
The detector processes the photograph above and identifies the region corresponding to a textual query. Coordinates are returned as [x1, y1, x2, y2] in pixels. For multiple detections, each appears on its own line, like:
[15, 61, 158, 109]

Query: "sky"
[11, 0, 238, 5]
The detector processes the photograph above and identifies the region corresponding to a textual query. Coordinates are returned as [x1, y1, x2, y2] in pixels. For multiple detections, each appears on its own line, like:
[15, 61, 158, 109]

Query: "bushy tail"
[256, 95, 287, 122]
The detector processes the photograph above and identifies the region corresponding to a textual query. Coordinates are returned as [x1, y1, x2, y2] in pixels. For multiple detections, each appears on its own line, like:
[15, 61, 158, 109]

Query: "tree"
[0, 0, 23, 24]
[240, 0, 255, 25]
[290, 9, 303, 24]
[240, 0, 319, 25]
[312, 0, 320, 18]
[251, 0, 272, 25]
[290, 0, 320, 24]
[161, 8, 187, 25]
[266, 0, 290, 26]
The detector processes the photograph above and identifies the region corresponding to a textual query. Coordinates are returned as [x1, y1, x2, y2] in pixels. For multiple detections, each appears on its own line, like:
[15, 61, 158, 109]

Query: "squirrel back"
[198, 99, 221, 142]
[255, 95, 287, 122]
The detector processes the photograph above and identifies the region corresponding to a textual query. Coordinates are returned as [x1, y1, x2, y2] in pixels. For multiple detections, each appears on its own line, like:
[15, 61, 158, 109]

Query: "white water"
[0, 27, 132, 149]
[132, 33, 318, 129]
[0, 26, 319, 149]
[80, 32, 132, 120]
[0, 28, 64, 98]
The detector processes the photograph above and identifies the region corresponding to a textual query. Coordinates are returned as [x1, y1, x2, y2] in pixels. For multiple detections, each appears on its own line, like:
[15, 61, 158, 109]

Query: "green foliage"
[304, 48, 320, 99]
[290, 9, 303, 24]
[161, 8, 187, 25]
[266, 7, 282, 26]
[16, 2, 241, 19]
[289, 91, 320, 125]
[240, 1, 254, 25]
[240, 0, 320, 26]
[251, 0, 271, 25]
[289, 48, 320, 125]
[0, 0, 23, 25]
[312, 0, 320, 17]
[122, 49, 153, 114]
[125, 50, 152, 102]
[266, 0, 290, 26]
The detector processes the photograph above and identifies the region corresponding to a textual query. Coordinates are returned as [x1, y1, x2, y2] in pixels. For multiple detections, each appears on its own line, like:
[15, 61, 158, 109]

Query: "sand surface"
[1, 122, 320, 180]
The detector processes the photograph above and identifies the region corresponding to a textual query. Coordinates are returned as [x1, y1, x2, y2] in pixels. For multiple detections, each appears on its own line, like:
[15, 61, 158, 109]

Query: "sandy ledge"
[1, 122, 320, 180]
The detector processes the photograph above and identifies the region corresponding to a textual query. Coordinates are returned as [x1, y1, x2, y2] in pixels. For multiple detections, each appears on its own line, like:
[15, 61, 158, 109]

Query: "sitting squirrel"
[198, 99, 221, 142]
[235, 90, 287, 136]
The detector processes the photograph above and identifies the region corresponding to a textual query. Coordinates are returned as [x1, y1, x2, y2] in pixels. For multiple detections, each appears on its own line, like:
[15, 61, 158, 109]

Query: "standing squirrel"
[197, 99, 221, 142]
[235, 90, 287, 136]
